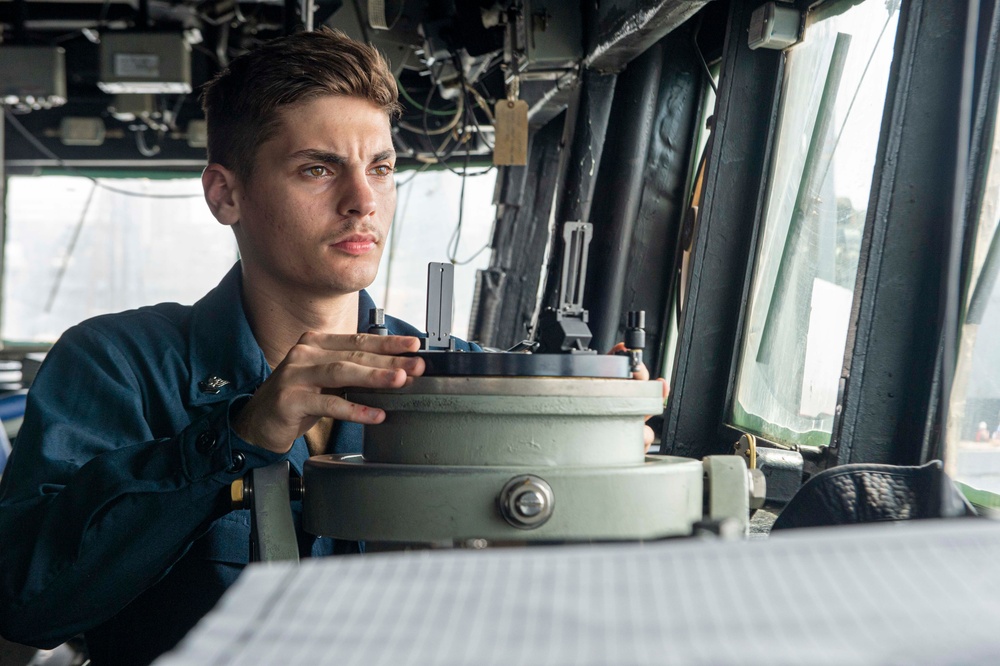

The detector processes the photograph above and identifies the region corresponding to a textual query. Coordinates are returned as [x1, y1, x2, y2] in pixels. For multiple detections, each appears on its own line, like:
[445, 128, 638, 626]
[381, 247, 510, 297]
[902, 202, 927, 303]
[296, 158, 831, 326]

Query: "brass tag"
[493, 99, 529, 165]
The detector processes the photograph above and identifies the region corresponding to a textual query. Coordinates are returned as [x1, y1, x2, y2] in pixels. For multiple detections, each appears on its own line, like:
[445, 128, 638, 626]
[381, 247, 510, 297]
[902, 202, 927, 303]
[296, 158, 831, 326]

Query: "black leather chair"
[771, 460, 976, 531]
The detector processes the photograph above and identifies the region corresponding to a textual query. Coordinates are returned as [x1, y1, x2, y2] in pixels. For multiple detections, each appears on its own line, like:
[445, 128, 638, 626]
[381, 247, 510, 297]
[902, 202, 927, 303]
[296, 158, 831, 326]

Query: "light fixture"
[60, 117, 106, 146]
[0, 46, 67, 110]
[98, 32, 192, 95]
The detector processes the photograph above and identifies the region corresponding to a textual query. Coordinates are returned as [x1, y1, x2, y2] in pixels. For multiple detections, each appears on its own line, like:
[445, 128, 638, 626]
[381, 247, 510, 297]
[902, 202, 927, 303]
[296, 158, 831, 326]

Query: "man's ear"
[202, 163, 243, 227]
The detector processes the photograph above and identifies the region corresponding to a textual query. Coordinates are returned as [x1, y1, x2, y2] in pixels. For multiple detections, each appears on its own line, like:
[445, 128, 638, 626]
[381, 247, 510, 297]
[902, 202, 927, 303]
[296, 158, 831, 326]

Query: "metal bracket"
[558, 221, 592, 315]
[702, 455, 757, 537]
[247, 461, 300, 563]
[536, 222, 596, 353]
[733, 433, 804, 506]
[424, 262, 455, 350]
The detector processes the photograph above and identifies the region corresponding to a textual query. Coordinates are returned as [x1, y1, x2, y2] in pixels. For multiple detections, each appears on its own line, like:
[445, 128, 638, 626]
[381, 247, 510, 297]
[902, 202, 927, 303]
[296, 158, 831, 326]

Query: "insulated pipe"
[588, 43, 663, 354]
[560, 70, 618, 226]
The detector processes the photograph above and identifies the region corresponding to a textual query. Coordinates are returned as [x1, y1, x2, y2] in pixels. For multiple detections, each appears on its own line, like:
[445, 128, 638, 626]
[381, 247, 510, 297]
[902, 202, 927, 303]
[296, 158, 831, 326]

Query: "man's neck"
[240, 271, 361, 368]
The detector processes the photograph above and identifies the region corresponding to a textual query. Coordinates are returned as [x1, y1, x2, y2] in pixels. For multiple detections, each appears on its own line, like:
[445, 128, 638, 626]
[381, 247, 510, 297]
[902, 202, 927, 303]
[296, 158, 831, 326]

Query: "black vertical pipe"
[621, 24, 703, 381]
[587, 43, 663, 354]
[560, 71, 618, 225]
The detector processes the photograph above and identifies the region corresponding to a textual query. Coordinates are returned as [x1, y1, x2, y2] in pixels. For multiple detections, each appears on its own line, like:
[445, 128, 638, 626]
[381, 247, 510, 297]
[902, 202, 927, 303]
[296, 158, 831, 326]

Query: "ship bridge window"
[2, 174, 236, 344]
[1, 169, 495, 345]
[948, 71, 1000, 512]
[729, 0, 901, 447]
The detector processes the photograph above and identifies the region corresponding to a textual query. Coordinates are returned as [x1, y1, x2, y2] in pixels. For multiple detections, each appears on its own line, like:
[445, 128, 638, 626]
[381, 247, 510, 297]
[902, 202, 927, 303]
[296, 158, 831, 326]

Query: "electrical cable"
[446, 141, 492, 266]
[419, 70, 494, 178]
[398, 91, 464, 135]
[395, 77, 458, 117]
[446, 149, 471, 263]
[457, 58, 505, 153]
[463, 83, 496, 151]
[395, 48, 504, 174]
[4, 107, 204, 199]
[692, 14, 718, 95]
[393, 162, 432, 189]
[463, 82, 496, 125]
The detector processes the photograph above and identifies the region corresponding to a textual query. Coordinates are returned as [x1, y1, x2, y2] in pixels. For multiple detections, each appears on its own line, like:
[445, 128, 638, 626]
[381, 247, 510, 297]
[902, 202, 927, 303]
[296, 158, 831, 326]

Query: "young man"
[0, 28, 476, 665]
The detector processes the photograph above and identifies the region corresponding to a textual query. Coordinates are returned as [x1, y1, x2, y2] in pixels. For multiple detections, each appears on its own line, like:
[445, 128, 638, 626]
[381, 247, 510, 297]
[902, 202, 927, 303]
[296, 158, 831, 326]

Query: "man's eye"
[306, 166, 329, 177]
[371, 165, 394, 176]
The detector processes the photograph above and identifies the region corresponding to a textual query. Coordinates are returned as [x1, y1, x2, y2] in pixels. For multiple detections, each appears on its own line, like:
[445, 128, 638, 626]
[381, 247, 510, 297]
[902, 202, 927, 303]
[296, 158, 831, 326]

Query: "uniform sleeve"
[0, 323, 283, 648]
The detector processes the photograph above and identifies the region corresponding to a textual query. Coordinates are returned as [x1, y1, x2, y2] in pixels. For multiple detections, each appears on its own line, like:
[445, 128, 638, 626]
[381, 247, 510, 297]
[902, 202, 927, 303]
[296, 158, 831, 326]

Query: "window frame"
[663, 0, 983, 471]
[728, 0, 907, 452]
[660, 0, 786, 459]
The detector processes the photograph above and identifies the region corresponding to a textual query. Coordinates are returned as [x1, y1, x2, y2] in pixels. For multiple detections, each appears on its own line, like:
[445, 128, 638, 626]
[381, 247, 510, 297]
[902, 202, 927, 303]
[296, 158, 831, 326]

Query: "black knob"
[624, 310, 646, 351]
[368, 308, 388, 335]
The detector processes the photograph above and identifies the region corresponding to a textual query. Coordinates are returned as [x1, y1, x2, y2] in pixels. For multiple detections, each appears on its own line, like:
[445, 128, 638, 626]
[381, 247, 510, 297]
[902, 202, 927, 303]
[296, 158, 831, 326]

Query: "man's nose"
[337, 169, 378, 218]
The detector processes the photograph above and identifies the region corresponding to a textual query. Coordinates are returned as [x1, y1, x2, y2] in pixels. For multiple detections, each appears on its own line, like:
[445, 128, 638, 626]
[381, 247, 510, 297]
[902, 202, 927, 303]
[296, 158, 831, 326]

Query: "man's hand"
[232, 332, 424, 454]
[609, 342, 669, 452]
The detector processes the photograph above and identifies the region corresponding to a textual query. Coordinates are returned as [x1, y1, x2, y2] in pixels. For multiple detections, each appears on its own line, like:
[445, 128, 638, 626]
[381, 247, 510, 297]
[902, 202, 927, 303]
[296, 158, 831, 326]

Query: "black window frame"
[662, 0, 985, 471]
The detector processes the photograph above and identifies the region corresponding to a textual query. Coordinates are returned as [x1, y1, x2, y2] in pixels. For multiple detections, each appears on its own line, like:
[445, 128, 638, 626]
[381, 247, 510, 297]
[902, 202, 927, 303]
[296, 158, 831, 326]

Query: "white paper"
[156, 520, 1000, 666]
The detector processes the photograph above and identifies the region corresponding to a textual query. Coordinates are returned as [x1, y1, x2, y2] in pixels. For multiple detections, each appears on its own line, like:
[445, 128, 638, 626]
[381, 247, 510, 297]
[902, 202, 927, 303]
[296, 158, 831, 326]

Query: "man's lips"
[331, 235, 378, 255]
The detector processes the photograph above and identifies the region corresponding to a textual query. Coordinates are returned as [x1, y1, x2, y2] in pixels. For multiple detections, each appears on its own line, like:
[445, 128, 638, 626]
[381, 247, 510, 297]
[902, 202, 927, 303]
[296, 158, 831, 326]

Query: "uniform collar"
[186, 262, 391, 406]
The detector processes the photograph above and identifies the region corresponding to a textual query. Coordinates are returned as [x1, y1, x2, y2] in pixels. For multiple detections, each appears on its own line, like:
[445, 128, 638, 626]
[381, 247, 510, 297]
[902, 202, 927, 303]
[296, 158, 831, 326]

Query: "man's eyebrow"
[288, 149, 396, 164]
[289, 149, 347, 165]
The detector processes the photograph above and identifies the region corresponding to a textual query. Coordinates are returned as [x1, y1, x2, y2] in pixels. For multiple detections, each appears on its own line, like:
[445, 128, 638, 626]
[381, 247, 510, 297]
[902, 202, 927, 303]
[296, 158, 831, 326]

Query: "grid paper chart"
[156, 519, 1000, 665]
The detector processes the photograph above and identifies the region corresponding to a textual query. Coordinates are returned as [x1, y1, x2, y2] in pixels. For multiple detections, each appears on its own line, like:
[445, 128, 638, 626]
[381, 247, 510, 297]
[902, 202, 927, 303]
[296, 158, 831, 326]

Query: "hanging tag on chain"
[493, 76, 528, 166]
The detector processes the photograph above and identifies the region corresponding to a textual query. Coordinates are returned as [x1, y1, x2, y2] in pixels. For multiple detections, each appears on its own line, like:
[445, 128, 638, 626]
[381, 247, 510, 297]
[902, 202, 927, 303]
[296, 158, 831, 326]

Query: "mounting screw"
[499, 475, 554, 529]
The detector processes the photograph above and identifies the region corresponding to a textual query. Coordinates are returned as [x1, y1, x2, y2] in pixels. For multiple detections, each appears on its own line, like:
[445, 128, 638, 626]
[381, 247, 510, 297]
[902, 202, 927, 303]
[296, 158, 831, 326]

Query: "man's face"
[233, 95, 397, 297]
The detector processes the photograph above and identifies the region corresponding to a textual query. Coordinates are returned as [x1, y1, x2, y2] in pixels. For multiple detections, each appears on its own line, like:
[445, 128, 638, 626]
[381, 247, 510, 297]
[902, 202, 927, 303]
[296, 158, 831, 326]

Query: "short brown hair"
[201, 28, 400, 183]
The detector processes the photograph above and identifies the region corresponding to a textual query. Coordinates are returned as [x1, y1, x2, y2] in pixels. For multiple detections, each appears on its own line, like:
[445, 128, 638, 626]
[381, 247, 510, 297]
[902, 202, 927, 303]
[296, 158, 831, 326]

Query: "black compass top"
[411, 351, 631, 378]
